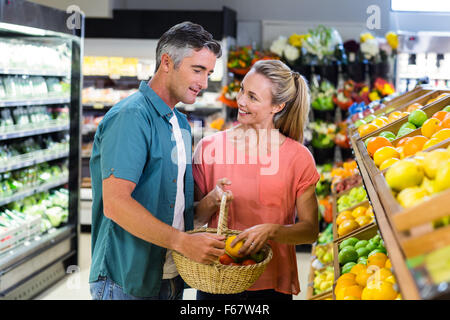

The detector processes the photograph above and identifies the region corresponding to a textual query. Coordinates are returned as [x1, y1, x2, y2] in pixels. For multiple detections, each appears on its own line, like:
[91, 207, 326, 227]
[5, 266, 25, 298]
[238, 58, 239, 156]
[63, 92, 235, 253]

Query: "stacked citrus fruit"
[365, 105, 450, 170]
[335, 234, 401, 300]
[313, 266, 334, 296]
[357, 94, 450, 138]
[336, 204, 375, 237]
[336, 186, 367, 212]
[384, 146, 450, 212]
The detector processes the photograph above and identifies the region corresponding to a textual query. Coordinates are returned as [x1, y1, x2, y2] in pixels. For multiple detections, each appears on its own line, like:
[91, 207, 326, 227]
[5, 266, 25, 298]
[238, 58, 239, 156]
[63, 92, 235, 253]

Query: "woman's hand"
[231, 224, 280, 257]
[206, 178, 234, 210]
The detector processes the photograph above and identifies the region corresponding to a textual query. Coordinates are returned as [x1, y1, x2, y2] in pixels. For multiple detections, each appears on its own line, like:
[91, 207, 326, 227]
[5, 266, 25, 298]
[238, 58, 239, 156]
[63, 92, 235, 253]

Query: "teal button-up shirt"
[89, 81, 194, 297]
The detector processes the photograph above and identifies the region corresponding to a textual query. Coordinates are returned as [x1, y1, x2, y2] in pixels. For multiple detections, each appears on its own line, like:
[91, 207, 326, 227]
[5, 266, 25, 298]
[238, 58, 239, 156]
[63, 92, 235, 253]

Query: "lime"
[354, 119, 366, 128]
[408, 109, 428, 127]
[375, 246, 387, 254]
[357, 256, 367, 265]
[354, 240, 369, 250]
[379, 131, 396, 141]
[400, 122, 417, 131]
[356, 247, 371, 258]
[339, 237, 359, 250]
[368, 248, 386, 257]
[339, 246, 358, 265]
[341, 262, 357, 274]
[443, 105, 450, 112]
[366, 241, 378, 251]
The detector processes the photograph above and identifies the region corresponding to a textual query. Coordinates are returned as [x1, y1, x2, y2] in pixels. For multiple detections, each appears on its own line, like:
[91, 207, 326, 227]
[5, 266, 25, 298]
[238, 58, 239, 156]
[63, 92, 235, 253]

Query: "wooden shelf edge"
[352, 134, 421, 300]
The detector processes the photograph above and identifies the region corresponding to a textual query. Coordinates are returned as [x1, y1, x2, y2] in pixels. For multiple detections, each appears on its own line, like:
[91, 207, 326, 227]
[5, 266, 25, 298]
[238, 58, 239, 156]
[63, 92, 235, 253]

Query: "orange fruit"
[335, 279, 357, 299]
[396, 136, 412, 148]
[336, 210, 353, 226]
[406, 103, 422, 113]
[337, 272, 357, 285]
[350, 263, 367, 276]
[388, 111, 403, 123]
[367, 252, 388, 269]
[358, 123, 380, 137]
[340, 285, 363, 300]
[356, 268, 375, 287]
[403, 135, 429, 157]
[368, 268, 393, 283]
[367, 280, 398, 300]
[355, 215, 373, 227]
[367, 136, 393, 157]
[421, 118, 441, 138]
[432, 110, 449, 121]
[361, 286, 374, 300]
[438, 115, 450, 130]
[338, 219, 360, 236]
[373, 146, 400, 167]
[351, 206, 367, 218]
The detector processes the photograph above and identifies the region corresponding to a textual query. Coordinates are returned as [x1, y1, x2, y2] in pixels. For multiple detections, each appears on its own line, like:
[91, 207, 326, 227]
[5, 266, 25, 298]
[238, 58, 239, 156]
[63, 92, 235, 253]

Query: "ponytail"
[274, 72, 310, 142]
[252, 60, 310, 143]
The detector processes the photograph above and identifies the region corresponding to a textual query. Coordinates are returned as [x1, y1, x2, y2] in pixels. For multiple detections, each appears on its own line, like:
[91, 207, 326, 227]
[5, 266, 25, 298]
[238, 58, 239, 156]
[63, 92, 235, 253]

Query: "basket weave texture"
[172, 194, 273, 294]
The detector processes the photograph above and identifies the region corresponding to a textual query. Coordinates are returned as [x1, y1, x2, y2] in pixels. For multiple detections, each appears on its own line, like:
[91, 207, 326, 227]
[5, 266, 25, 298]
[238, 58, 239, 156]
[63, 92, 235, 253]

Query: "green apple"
[379, 131, 396, 141]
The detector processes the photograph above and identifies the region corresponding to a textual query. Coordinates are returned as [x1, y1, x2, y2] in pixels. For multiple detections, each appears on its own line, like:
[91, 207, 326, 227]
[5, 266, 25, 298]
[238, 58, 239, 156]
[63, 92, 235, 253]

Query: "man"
[89, 21, 225, 300]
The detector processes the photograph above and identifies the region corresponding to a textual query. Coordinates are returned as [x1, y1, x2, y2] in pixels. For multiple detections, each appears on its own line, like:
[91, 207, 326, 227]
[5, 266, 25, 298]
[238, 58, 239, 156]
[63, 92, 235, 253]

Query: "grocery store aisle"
[36, 232, 310, 300]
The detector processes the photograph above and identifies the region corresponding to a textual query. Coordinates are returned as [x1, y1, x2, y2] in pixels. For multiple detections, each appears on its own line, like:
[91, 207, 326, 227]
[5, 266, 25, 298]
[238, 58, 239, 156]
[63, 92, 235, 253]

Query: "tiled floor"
[36, 232, 312, 300]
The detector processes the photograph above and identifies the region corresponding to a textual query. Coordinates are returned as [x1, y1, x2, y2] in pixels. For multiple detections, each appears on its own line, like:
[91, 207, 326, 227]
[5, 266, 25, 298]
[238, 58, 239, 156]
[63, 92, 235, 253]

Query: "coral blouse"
[192, 130, 320, 295]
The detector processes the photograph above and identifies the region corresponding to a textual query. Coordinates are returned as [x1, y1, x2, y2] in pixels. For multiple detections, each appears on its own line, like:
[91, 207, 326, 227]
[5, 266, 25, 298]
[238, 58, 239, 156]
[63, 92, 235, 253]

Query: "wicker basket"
[172, 194, 273, 294]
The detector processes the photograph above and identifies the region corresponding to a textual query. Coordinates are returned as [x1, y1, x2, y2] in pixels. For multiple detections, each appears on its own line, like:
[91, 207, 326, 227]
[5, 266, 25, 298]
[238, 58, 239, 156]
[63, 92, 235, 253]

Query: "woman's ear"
[272, 103, 285, 114]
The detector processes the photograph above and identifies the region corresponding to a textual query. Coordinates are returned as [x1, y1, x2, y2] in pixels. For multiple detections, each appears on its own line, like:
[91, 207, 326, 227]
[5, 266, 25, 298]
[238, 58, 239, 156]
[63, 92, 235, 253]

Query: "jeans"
[196, 289, 292, 301]
[90, 275, 184, 300]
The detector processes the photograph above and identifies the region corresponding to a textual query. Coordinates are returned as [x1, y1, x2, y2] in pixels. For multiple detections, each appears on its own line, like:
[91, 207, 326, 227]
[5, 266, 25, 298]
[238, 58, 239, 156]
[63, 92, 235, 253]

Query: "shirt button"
[172, 179, 176, 183]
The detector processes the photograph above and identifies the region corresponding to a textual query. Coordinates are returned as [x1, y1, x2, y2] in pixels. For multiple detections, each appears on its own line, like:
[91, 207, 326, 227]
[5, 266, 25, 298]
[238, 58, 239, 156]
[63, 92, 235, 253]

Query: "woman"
[193, 59, 320, 300]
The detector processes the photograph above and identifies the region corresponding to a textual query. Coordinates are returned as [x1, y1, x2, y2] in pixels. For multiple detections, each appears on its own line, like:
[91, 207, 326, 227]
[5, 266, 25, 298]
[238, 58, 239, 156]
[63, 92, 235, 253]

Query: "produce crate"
[355, 89, 450, 140]
[332, 223, 379, 286]
[372, 87, 434, 117]
[306, 264, 333, 300]
[356, 95, 450, 179]
[347, 87, 433, 134]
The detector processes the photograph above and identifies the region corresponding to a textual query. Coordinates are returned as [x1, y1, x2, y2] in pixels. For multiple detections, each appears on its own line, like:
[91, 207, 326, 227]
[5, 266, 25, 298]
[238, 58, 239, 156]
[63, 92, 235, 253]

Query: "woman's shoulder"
[284, 137, 314, 159]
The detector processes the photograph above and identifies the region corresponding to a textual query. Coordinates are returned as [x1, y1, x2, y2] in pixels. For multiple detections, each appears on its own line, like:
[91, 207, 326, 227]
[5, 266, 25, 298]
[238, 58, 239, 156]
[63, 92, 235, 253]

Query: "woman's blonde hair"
[251, 59, 310, 142]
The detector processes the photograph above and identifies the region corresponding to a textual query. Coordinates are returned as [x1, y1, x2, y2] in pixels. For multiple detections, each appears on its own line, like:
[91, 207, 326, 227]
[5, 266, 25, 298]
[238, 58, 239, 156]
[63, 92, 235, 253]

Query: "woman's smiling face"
[236, 70, 283, 129]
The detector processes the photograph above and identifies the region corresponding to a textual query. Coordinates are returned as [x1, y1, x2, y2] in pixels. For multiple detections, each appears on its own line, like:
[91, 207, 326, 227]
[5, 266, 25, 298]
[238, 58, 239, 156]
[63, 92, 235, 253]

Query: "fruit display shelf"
[351, 126, 423, 299]
[0, 68, 69, 78]
[307, 264, 334, 300]
[332, 184, 376, 243]
[347, 86, 433, 135]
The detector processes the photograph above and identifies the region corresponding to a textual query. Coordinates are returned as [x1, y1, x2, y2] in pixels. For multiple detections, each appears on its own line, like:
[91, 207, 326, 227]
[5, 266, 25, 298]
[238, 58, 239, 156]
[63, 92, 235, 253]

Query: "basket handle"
[217, 193, 228, 235]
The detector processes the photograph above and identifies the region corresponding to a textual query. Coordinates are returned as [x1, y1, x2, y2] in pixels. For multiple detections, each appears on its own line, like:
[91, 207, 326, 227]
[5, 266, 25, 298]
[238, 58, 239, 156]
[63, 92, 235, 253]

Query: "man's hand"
[176, 232, 226, 264]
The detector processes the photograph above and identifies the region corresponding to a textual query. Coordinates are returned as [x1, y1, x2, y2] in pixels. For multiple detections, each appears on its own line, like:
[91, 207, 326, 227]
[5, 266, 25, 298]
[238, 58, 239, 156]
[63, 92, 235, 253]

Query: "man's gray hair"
[155, 21, 222, 72]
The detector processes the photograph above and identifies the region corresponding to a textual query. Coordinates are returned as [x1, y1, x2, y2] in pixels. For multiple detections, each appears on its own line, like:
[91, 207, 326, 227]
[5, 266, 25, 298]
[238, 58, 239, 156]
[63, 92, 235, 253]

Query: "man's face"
[168, 47, 217, 105]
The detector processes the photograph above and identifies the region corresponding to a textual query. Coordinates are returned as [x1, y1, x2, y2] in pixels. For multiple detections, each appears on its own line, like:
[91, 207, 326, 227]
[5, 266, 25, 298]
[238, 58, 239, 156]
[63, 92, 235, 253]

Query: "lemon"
[435, 161, 450, 192]
[397, 187, 429, 208]
[421, 177, 439, 195]
[374, 146, 400, 167]
[431, 128, 450, 141]
[379, 158, 399, 171]
[423, 149, 449, 179]
[385, 159, 424, 192]
[225, 235, 245, 258]
[422, 137, 441, 150]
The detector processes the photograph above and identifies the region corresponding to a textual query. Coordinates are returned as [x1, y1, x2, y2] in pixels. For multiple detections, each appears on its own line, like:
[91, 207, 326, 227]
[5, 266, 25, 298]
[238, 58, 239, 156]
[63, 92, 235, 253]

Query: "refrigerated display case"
[0, 0, 82, 299]
[396, 32, 450, 92]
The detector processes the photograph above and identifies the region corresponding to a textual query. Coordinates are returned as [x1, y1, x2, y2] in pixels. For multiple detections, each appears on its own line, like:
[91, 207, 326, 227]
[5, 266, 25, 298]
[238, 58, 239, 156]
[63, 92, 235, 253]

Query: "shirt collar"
[139, 81, 174, 118]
